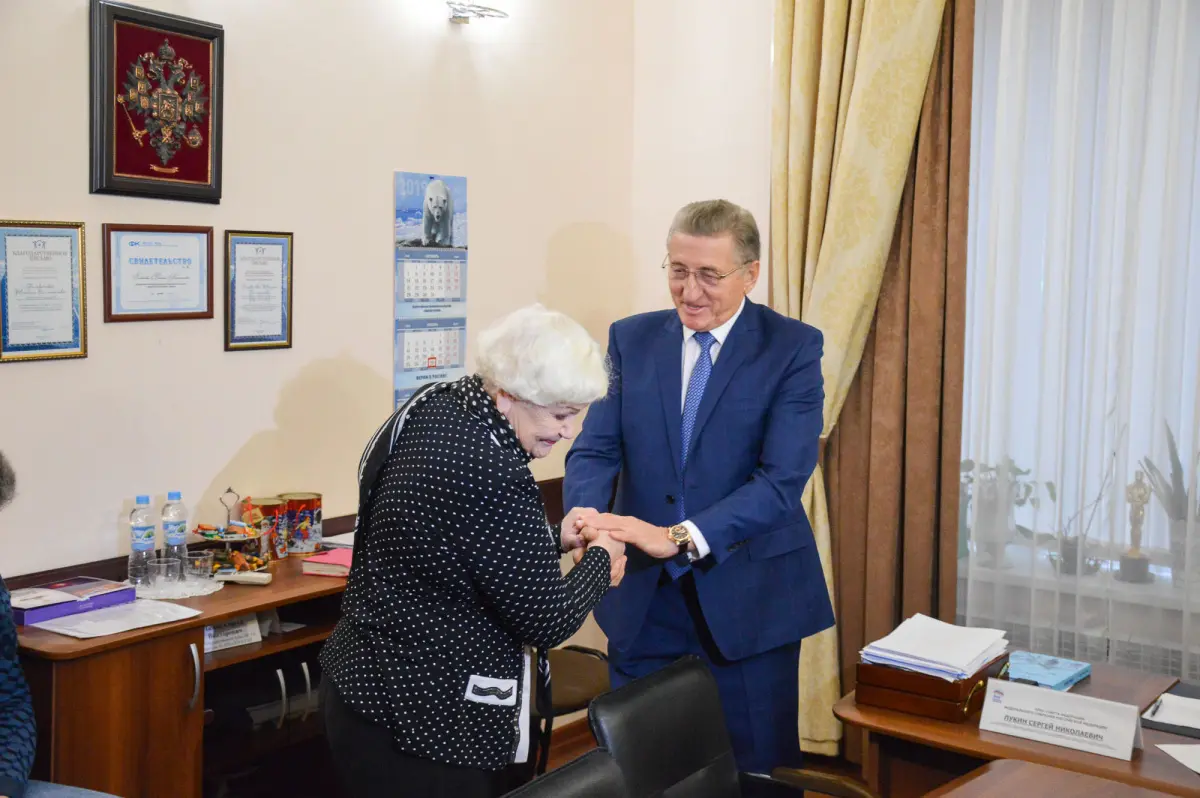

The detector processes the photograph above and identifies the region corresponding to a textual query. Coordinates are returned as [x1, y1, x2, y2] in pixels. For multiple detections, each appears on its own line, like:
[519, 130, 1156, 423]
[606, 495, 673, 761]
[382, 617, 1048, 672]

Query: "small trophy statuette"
[1119, 471, 1153, 583]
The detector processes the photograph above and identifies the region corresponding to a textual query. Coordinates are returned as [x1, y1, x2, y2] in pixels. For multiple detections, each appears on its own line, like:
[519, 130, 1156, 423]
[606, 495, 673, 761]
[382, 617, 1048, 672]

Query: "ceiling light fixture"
[447, 2, 509, 24]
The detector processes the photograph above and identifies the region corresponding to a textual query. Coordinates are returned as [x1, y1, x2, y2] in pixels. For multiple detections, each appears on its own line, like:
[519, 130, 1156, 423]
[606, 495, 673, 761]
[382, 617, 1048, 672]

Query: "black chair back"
[504, 749, 628, 797]
[587, 656, 740, 797]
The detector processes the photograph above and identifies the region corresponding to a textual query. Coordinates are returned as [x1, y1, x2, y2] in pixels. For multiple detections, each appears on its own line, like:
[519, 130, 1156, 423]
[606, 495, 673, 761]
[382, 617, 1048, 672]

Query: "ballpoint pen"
[1149, 696, 1164, 717]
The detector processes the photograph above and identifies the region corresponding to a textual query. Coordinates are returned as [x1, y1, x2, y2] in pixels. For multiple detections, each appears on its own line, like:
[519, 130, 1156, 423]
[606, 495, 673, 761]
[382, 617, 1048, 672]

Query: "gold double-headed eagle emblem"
[116, 39, 208, 174]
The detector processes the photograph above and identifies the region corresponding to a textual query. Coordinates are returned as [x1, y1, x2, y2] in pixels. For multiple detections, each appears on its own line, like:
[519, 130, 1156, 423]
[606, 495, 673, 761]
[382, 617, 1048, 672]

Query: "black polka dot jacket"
[320, 376, 612, 769]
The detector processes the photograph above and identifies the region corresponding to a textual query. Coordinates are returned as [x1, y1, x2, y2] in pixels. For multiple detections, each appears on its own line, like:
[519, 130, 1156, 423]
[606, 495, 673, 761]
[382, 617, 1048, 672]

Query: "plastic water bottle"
[161, 491, 189, 579]
[128, 495, 155, 585]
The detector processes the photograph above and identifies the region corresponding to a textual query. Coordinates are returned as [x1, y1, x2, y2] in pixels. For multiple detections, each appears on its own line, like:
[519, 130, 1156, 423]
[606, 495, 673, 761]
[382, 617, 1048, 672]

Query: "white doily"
[128, 578, 224, 600]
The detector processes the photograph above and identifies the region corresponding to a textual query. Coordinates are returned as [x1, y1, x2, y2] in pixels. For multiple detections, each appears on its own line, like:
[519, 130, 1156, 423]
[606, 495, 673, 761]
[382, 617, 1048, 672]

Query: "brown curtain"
[824, 0, 974, 763]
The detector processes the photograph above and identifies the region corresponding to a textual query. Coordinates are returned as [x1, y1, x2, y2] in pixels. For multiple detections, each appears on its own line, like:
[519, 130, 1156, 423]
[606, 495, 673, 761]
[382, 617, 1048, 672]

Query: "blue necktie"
[666, 331, 715, 580]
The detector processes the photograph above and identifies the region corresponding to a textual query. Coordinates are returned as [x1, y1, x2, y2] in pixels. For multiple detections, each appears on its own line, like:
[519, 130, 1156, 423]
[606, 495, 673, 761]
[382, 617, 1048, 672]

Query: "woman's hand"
[609, 553, 627, 587]
[577, 525, 626, 585]
[561, 506, 599, 552]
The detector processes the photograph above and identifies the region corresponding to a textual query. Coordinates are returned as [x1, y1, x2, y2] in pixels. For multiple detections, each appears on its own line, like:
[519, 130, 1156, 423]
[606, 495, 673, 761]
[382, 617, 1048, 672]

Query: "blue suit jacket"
[563, 300, 836, 662]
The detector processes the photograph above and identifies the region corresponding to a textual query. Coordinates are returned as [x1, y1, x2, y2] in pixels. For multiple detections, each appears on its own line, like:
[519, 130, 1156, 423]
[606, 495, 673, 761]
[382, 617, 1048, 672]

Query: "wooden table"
[927, 760, 1175, 797]
[18, 558, 345, 798]
[834, 664, 1200, 797]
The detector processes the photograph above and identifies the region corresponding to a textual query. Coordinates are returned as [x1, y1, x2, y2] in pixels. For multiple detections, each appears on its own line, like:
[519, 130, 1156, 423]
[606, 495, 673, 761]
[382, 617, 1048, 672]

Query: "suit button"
[666, 495, 676, 504]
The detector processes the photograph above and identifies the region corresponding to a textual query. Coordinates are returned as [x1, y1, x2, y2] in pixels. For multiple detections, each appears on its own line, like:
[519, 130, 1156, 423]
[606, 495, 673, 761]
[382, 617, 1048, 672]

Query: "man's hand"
[591, 513, 680, 559]
[561, 506, 600, 552]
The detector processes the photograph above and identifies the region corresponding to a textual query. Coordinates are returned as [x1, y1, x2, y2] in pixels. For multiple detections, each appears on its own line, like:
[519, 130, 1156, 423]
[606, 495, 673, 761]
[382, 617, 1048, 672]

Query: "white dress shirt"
[679, 299, 746, 560]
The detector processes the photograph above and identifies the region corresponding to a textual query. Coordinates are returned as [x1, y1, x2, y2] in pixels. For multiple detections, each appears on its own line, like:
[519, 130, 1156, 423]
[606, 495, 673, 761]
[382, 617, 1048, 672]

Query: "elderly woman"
[320, 305, 624, 798]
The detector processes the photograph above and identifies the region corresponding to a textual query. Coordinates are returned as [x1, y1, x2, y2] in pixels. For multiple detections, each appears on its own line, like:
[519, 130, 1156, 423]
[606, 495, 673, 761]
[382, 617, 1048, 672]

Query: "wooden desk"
[927, 760, 1173, 797]
[834, 664, 1200, 797]
[17, 558, 345, 798]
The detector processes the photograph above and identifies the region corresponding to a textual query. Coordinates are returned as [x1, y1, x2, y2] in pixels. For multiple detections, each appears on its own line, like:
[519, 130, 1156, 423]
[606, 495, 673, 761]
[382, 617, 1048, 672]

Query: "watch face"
[669, 526, 688, 544]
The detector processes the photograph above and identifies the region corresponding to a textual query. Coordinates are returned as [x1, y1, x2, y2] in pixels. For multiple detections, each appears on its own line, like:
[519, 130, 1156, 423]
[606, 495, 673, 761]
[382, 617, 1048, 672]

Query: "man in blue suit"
[562, 199, 834, 774]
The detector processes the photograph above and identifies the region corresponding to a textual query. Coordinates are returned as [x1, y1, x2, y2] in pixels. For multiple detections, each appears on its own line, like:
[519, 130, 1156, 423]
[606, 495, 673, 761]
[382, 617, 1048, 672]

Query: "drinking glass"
[185, 551, 215, 582]
[147, 557, 181, 585]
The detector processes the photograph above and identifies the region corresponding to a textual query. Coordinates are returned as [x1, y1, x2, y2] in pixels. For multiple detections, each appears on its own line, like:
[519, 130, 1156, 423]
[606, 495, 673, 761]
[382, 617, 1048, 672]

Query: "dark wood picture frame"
[224, 230, 294, 352]
[102, 223, 214, 322]
[90, 0, 224, 204]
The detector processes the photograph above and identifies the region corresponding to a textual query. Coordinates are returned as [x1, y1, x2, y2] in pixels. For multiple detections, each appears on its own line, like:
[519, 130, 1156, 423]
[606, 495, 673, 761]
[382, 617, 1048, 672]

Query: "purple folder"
[11, 576, 136, 626]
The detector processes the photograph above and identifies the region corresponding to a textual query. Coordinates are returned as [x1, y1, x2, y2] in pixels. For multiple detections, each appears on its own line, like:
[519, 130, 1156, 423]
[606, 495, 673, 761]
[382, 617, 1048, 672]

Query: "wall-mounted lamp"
[447, 2, 509, 24]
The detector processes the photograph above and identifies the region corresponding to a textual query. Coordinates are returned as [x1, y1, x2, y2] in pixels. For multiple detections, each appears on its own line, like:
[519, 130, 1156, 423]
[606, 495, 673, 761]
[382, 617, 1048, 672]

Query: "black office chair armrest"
[737, 773, 806, 797]
[561, 644, 608, 662]
[760, 768, 876, 798]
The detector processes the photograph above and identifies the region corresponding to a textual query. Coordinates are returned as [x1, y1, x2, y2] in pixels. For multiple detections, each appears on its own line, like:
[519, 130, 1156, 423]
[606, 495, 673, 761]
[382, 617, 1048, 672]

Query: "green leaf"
[1046, 482, 1057, 501]
[961, 459, 976, 472]
[1016, 524, 1034, 539]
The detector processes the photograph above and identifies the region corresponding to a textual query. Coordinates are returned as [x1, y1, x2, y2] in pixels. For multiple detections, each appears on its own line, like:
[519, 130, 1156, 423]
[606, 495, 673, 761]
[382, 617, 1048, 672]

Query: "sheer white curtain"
[960, 0, 1200, 679]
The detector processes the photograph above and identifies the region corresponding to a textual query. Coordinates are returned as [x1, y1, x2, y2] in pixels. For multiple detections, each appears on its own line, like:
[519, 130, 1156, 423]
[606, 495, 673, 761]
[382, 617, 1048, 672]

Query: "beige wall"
[555, 0, 776, 666]
[0, 0, 773, 586]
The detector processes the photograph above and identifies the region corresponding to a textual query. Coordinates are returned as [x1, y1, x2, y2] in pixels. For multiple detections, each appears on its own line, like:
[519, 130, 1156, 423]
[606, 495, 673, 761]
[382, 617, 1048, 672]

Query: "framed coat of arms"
[90, 0, 224, 204]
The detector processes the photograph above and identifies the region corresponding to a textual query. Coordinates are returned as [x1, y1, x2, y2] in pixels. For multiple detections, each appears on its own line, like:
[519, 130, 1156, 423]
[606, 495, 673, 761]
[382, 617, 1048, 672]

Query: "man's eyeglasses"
[662, 257, 753, 289]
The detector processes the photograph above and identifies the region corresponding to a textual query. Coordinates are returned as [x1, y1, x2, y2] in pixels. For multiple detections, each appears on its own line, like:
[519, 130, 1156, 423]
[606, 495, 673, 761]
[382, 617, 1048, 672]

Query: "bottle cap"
[167, 491, 182, 501]
[135, 495, 150, 505]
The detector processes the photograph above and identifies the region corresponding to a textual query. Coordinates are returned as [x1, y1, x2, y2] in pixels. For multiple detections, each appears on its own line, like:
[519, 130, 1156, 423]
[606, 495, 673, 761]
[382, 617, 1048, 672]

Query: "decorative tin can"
[243, 497, 289, 560]
[279, 492, 323, 554]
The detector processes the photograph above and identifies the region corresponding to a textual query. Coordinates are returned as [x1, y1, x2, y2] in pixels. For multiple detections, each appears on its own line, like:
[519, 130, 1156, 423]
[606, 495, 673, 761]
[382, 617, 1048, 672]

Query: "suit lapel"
[654, 314, 684, 482]
[687, 301, 760, 457]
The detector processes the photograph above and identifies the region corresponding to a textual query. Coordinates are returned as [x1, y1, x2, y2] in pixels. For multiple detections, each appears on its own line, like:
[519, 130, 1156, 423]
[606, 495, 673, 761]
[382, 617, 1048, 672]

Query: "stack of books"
[861, 613, 1008, 682]
[301, 548, 352, 577]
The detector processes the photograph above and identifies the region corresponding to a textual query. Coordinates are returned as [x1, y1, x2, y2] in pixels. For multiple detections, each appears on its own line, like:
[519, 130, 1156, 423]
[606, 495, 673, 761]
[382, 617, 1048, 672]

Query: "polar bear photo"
[422, 179, 455, 247]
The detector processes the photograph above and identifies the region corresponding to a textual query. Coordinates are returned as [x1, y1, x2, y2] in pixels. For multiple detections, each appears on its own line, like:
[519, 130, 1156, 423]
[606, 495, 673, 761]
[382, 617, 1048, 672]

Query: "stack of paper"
[861, 614, 1008, 682]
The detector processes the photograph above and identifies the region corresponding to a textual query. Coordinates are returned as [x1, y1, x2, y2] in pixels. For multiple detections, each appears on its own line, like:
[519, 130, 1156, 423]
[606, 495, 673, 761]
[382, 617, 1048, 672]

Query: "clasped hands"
[561, 507, 684, 587]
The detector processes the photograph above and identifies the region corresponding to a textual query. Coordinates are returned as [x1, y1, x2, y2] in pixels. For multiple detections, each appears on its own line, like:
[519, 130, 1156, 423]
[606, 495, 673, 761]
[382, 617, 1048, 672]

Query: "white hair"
[476, 304, 610, 407]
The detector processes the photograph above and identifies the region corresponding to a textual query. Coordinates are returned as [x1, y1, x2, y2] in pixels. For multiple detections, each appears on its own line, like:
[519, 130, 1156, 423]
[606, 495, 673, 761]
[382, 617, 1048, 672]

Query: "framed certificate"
[90, 0, 224, 203]
[224, 231, 293, 351]
[103, 224, 213, 322]
[0, 221, 88, 364]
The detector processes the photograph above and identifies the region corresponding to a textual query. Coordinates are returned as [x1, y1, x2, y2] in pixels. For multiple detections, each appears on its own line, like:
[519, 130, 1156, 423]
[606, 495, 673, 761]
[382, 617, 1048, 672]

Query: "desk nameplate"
[979, 677, 1143, 760]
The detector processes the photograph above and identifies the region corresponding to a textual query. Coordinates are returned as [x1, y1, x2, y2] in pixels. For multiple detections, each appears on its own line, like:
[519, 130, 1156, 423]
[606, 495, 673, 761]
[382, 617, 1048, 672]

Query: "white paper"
[980, 677, 1142, 760]
[322, 532, 355, 549]
[862, 614, 1008, 680]
[3, 234, 74, 345]
[1158, 744, 1200, 774]
[233, 242, 285, 337]
[205, 615, 263, 653]
[114, 232, 206, 312]
[31, 599, 201, 639]
[1143, 693, 1200, 731]
[9, 588, 81, 609]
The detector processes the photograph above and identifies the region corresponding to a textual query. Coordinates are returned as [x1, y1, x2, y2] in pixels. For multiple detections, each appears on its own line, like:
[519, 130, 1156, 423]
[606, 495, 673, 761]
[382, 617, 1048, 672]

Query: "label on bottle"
[164, 520, 187, 546]
[131, 524, 156, 552]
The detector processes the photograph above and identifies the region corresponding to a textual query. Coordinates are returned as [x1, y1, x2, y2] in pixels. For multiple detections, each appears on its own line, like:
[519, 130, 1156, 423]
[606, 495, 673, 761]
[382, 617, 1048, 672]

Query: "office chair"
[533, 645, 611, 774]
[504, 749, 628, 797]
[587, 656, 875, 798]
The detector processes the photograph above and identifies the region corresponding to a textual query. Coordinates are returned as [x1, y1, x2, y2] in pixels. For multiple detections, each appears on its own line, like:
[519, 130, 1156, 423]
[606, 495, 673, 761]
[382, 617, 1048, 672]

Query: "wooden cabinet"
[18, 559, 347, 798]
[25, 626, 205, 797]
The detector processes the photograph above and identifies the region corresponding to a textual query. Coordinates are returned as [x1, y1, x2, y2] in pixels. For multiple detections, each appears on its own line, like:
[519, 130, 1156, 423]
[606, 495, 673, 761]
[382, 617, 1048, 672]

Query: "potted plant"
[1053, 431, 1129, 576]
[1140, 423, 1198, 586]
[960, 457, 1053, 568]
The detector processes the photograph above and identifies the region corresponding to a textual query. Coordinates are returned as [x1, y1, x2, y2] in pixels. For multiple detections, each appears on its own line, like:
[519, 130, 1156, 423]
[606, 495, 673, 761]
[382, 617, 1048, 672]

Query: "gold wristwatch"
[667, 524, 691, 551]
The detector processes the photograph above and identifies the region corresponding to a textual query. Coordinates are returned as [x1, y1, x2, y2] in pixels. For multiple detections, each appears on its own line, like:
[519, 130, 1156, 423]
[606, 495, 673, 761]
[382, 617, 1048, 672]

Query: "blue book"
[1007, 650, 1091, 691]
